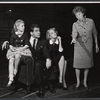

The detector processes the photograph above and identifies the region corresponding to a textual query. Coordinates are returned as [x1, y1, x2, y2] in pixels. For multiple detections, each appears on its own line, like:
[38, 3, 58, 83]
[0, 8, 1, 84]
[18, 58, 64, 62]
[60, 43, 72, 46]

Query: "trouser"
[34, 60, 55, 86]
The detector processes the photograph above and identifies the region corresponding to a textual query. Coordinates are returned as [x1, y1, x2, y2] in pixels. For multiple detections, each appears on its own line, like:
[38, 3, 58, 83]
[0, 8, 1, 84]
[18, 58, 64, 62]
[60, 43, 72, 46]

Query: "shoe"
[49, 85, 56, 93]
[57, 83, 63, 88]
[63, 87, 69, 90]
[75, 86, 80, 90]
[83, 83, 89, 90]
[26, 85, 30, 94]
[7, 80, 13, 87]
[38, 87, 45, 98]
[84, 86, 89, 90]
[13, 82, 21, 92]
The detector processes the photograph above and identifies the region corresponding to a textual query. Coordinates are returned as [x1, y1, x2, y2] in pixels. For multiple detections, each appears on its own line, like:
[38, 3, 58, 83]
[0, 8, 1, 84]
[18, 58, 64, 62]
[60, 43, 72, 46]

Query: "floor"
[0, 59, 100, 99]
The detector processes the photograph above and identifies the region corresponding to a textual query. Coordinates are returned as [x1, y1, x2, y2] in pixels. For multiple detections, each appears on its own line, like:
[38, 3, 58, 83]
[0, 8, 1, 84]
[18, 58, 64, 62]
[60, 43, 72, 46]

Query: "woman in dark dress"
[46, 27, 68, 89]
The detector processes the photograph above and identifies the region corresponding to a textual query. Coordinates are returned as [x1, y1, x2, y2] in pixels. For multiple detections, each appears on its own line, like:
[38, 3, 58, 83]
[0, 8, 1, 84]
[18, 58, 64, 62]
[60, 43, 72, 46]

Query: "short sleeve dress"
[6, 33, 32, 59]
[72, 18, 98, 69]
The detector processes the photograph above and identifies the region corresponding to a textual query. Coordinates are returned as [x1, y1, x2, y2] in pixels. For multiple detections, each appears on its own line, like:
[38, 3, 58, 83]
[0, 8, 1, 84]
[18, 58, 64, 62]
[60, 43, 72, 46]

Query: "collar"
[30, 36, 37, 41]
[77, 18, 88, 25]
[49, 39, 59, 45]
[15, 32, 23, 38]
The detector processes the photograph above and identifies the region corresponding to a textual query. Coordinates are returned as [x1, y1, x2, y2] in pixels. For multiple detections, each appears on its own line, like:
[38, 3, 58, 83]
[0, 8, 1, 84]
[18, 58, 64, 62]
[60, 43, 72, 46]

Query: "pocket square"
[39, 46, 43, 49]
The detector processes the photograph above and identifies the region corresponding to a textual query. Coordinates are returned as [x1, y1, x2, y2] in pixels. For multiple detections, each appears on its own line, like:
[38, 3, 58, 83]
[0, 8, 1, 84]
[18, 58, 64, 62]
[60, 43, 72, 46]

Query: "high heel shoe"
[83, 83, 89, 90]
[63, 87, 69, 90]
[75, 84, 80, 90]
[75, 83, 80, 90]
[84, 85, 89, 90]
[75, 86, 80, 90]
[7, 80, 13, 87]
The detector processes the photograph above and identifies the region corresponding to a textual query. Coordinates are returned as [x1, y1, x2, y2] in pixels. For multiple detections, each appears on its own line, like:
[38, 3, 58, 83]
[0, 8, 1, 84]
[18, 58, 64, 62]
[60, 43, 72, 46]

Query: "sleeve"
[42, 40, 50, 59]
[24, 34, 29, 46]
[72, 23, 78, 39]
[9, 34, 15, 46]
[92, 19, 98, 35]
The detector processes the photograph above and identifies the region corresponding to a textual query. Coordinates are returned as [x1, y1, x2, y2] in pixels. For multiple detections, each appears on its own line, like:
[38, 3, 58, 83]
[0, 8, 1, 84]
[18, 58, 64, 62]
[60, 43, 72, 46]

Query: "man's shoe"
[13, 86, 20, 91]
[38, 87, 45, 98]
[13, 82, 21, 92]
[26, 85, 30, 94]
[49, 85, 56, 93]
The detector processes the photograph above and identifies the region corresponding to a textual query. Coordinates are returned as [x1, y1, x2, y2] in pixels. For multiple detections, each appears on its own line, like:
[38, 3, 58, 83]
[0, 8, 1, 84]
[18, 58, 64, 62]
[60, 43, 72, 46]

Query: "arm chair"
[3, 42, 34, 94]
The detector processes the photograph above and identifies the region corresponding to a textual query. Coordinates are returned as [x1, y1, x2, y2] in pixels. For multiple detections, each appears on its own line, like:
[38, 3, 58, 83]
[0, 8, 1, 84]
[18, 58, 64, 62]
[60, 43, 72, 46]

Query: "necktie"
[33, 39, 36, 49]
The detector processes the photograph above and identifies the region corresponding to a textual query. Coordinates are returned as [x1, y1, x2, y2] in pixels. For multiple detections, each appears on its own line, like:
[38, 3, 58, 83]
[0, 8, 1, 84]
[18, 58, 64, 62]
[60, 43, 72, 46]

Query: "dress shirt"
[30, 36, 38, 48]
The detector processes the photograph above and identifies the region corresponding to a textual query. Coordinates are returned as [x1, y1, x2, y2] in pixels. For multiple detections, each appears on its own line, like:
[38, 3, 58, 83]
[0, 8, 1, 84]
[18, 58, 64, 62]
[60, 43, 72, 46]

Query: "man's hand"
[46, 58, 51, 69]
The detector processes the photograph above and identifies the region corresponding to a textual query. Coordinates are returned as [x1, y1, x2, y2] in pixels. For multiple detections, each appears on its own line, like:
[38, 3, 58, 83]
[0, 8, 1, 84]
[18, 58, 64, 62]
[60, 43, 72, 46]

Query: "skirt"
[6, 47, 32, 59]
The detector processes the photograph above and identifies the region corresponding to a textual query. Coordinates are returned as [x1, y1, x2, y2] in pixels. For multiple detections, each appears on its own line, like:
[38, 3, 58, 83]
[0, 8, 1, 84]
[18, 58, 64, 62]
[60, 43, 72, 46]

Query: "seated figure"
[46, 27, 68, 90]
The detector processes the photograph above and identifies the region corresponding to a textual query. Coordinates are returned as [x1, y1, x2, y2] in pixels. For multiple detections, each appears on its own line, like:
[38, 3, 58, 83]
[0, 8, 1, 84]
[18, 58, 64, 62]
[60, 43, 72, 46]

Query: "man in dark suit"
[29, 24, 56, 97]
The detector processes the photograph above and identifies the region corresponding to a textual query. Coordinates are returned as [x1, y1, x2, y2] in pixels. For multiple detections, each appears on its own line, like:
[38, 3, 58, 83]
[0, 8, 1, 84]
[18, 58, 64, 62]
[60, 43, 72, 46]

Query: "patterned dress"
[6, 33, 32, 59]
[72, 18, 98, 69]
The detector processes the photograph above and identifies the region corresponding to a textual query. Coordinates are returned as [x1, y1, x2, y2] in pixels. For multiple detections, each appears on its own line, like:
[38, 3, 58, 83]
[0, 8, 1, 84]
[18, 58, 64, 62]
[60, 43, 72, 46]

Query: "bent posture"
[71, 6, 99, 90]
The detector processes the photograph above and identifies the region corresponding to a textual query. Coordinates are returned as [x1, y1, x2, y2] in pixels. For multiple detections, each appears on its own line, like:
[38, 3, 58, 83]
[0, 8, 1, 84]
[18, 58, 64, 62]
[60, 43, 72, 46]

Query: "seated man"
[29, 24, 56, 97]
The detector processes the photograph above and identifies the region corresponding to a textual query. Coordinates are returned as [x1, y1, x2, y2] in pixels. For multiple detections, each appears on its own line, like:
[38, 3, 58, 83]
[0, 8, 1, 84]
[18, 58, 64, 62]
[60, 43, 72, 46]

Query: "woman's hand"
[10, 46, 16, 52]
[57, 36, 61, 43]
[71, 38, 76, 44]
[96, 44, 99, 53]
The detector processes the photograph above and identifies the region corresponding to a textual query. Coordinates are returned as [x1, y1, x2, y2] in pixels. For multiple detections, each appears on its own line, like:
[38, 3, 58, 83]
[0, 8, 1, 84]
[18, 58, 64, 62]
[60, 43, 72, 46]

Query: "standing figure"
[46, 27, 68, 89]
[6, 19, 32, 87]
[71, 6, 99, 90]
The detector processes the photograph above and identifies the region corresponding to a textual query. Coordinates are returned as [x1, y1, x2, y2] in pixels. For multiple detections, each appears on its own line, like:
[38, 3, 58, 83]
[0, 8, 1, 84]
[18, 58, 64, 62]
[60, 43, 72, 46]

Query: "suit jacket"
[29, 38, 50, 62]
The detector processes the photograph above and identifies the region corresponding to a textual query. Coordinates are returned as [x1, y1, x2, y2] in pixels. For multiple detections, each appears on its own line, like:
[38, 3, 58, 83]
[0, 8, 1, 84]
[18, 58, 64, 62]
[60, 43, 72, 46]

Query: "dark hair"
[30, 24, 39, 32]
[72, 6, 86, 15]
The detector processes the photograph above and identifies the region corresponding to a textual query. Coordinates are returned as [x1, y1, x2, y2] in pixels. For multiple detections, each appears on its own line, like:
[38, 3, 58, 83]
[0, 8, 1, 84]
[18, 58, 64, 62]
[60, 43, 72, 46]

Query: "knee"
[9, 57, 14, 63]
[15, 54, 21, 60]
[61, 56, 65, 61]
[59, 56, 65, 65]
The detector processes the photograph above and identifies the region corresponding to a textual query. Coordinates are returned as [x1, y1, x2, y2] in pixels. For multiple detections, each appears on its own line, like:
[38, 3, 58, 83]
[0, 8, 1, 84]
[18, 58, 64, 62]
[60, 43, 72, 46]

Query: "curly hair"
[72, 6, 86, 15]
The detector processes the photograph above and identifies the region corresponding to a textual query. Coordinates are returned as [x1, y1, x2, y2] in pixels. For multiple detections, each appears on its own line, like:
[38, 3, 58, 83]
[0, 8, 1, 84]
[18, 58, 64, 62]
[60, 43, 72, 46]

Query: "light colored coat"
[72, 18, 98, 68]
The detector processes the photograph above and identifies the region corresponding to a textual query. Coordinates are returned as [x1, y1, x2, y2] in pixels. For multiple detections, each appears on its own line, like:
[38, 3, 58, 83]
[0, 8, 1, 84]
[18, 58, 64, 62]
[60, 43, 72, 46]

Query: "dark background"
[0, 3, 100, 68]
